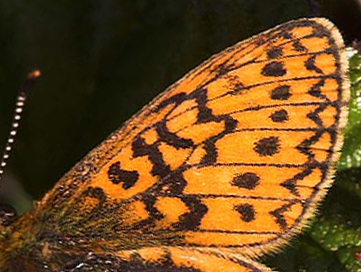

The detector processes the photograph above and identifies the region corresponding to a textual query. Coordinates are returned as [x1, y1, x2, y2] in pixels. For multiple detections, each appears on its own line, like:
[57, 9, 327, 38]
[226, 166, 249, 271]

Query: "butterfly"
[0, 17, 349, 272]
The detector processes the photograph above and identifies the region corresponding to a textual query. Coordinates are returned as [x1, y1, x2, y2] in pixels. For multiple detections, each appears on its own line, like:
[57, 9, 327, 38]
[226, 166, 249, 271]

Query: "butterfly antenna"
[0, 70, 41, 183]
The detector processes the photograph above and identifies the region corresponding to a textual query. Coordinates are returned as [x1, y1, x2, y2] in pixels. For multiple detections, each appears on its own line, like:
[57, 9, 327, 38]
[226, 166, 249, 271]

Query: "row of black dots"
[0, 70, 41, 181]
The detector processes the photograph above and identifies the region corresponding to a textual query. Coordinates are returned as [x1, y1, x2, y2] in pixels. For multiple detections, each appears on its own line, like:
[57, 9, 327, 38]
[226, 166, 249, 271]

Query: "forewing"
[36, 18, 349, 257]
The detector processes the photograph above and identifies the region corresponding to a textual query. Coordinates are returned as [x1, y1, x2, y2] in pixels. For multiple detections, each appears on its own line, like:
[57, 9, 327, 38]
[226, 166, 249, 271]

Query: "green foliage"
[339, 53, 361, 170]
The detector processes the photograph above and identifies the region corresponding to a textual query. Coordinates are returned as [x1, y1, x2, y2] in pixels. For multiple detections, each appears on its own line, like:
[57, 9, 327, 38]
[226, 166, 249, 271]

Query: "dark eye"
[0, 204, 17, 226]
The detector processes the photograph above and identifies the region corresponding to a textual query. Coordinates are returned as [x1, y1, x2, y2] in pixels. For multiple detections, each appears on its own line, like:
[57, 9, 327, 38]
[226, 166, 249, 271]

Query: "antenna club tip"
[27, 70, 41, 80]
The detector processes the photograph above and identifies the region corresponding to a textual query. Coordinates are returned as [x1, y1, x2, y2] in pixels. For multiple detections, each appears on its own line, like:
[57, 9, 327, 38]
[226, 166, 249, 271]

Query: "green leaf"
[339, 52, 361, 170]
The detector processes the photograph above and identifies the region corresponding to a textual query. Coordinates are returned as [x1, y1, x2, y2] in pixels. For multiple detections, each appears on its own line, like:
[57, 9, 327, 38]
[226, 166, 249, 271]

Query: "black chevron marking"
[269, 201, 299, 231]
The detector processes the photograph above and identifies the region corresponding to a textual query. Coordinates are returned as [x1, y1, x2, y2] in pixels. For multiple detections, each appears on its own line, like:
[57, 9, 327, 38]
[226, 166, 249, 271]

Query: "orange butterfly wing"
[0, 18, 349, 272]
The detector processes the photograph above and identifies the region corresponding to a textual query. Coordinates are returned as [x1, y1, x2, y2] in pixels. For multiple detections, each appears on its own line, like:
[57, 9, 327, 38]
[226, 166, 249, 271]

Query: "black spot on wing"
[269, 109, 289, 123]
[267, 47, 283, 59]
[261, 61, 286, 77]
[232, 172, 260, 190]
[234, 203, 256, 222]
[270, 85, 292, 100]
[108, 161, 139, 190]
[254, 136, 280, 157]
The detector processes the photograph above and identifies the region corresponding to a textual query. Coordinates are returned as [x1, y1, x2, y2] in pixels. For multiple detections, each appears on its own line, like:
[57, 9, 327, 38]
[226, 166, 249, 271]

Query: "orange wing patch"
[1, 18, 349, 272]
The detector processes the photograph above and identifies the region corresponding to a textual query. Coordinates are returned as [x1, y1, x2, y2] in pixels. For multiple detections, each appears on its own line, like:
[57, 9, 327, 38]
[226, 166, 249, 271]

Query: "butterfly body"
[0, 18, 349, 271]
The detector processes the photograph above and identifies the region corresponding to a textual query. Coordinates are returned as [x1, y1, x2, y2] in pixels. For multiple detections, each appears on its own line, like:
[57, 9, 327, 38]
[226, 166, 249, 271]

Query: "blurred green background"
[1, 1, 361, 271]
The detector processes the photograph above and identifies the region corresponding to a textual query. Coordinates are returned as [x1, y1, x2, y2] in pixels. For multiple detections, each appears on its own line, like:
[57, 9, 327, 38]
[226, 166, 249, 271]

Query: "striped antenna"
[0, 70, 41, 182]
